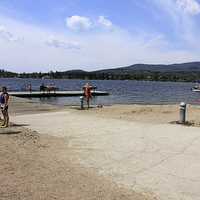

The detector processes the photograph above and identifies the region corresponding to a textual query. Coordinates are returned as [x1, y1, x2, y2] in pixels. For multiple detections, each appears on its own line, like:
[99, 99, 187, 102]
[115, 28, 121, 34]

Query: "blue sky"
[0, 0, 200, 72]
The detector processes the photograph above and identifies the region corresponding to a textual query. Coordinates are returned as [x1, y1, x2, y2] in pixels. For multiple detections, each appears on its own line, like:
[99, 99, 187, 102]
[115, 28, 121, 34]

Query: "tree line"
[0, 69, 200, 82]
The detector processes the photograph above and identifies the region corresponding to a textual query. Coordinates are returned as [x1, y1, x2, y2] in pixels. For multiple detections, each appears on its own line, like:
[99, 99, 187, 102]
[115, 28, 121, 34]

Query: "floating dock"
[10, 91, 109, 98]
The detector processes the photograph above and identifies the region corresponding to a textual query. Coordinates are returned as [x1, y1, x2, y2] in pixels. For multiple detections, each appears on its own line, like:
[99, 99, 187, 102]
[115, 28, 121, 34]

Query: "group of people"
[0, 83, 93, 128]
[0, 87, 9, 128]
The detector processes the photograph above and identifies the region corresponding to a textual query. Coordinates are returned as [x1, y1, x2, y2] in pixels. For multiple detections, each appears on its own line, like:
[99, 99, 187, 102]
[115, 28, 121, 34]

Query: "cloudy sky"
[0, 0, 200, 72]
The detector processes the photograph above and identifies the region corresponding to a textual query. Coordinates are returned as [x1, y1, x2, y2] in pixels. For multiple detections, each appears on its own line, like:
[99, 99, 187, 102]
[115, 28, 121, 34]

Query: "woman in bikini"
[0, 87, 9, 128]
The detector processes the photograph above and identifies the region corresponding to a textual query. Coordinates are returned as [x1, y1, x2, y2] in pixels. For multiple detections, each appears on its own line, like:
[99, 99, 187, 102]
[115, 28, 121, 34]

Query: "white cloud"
[0, 25, 23, 42]
[176, 0, 200, 15]
[46, 36, 80, 50]
[66, 15, 114, 31]
[151, 0, 200, 47]
[66, 15, 92, 31]
[98, 16, 113, 28]
[0, 14, 199, 73]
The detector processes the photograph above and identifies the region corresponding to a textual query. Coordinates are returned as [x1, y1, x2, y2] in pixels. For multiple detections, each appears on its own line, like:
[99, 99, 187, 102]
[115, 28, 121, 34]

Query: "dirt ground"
[9, 96, 62, 115]
[70, 104, 200, 125]
[9, 97, 200, 125]
[0, 97, 158, 200]
[0, 125, 157, 200]
[3, 97, 200, 200]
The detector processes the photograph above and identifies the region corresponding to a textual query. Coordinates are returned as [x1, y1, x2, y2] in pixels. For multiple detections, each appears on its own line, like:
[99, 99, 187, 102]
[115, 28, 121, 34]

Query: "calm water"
[0, 78, 199, 106]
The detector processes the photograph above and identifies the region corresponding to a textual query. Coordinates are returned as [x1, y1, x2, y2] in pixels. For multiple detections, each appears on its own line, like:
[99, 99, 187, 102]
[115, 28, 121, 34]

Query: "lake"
[0, 78, 199, 106]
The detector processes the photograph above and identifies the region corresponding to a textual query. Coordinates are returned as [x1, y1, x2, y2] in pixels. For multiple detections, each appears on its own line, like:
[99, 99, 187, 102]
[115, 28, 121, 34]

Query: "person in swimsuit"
[28, 83, 32, 93]
[83, 83, 92, 109]
[0, 87, 9, 128]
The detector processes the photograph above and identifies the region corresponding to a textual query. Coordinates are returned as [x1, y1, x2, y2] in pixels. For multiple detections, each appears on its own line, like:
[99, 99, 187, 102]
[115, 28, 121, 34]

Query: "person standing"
[28, 83, 32, 93]
[0, 87, 9, 128]
[83, 83, 92, 109]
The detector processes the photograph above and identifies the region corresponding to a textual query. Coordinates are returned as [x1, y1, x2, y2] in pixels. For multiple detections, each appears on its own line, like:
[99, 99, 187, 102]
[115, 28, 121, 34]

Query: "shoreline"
[9, 96, 200, 126]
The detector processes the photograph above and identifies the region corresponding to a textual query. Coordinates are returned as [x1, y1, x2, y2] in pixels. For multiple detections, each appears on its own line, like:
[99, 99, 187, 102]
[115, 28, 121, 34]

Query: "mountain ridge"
[94, 62, 200, 73]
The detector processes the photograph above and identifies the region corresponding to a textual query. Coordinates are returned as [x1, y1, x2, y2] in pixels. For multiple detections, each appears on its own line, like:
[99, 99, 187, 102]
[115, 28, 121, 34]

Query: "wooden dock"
[9, 91, 109, 98]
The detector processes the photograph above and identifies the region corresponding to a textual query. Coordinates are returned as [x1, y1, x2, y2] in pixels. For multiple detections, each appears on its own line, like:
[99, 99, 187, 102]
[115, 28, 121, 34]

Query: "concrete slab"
[12, 111, 200, 200]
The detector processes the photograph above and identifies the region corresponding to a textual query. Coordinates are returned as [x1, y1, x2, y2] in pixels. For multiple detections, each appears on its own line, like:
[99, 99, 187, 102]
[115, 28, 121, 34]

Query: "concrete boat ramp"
[10, 90, 109, 98]
[12, 110, 200, 200]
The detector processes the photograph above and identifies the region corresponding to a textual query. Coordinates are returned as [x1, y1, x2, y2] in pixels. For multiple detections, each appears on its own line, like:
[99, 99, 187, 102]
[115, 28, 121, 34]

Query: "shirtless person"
[0, 87, 9, 128]
[83, 83, 92, 109]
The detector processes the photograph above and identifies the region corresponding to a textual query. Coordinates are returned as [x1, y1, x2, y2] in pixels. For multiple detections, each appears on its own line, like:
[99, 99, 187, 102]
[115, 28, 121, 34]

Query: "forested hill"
[1, 62, 200, 82]
[96, 62, 200, 73]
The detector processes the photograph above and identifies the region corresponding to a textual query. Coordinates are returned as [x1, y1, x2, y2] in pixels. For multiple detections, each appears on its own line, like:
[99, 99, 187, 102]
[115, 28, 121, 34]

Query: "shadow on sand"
[69, 106, 98, 110]
[0, 130, 21, 135]
[170, 120, 200, 127]
[11, 124, 30, 127]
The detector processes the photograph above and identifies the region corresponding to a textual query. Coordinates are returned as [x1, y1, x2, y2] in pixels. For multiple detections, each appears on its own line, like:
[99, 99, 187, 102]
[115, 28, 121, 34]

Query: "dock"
[9, 91, 109, 98]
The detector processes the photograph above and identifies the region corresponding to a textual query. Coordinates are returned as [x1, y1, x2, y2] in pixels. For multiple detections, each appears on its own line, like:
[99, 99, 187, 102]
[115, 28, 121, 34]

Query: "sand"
[9, 96, 62, 115]
[74, 104, 200, 125]
[0, 97, 158, 200]
[0, 126, 155, 200]
[9, 96, 200, 125]
[2, 96, 200, 200]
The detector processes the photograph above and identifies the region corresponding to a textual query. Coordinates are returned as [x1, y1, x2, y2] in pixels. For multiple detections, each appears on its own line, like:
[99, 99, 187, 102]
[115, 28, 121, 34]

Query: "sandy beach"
[2, 97, 200, 199]
[0, 125, 152, 200]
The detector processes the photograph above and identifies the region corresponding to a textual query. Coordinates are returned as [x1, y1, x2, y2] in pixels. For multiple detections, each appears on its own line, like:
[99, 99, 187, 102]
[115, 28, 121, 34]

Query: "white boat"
[192, 88, 200, 92]
[192, 86, 200, 92]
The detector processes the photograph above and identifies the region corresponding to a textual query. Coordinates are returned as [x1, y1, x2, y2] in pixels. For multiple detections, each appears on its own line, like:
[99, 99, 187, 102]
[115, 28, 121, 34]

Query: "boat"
[192, 82, 200, 92]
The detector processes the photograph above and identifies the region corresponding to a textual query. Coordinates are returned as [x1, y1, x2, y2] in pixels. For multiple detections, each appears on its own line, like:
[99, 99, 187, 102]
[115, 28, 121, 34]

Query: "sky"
[0, 0, 200, 72]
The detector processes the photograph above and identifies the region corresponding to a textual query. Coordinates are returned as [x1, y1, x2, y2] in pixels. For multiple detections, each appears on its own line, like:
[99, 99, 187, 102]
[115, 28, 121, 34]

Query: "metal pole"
[80, 96, 84, 109]
[179, 102, 186, 124]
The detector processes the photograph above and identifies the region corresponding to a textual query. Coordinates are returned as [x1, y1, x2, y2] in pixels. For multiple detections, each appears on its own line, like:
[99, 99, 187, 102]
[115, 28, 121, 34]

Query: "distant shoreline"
[0, 76, 197, 83]
[1, 61, 200, 82]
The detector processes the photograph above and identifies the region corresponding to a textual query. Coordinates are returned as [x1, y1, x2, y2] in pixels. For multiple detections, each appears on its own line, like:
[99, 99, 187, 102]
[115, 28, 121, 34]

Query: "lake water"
[0, 78, 199, 106]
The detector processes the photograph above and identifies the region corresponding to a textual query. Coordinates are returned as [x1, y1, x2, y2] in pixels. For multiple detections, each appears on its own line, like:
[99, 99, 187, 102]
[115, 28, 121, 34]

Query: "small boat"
[192, 85, 200, 92]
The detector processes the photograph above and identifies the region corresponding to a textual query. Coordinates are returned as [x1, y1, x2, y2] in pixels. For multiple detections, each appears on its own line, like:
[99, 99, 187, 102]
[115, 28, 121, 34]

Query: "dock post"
[80, 96, 84, 109]
[179, 102, 186, 124]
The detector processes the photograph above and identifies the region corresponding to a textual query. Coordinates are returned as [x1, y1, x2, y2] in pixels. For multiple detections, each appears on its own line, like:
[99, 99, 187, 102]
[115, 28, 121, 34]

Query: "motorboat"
[192, 85, 200, 92]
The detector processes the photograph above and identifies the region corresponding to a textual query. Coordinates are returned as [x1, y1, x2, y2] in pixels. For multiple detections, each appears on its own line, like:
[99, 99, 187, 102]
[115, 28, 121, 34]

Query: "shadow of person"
[11, 124, 29, 127]
[0, 130, 21, 135]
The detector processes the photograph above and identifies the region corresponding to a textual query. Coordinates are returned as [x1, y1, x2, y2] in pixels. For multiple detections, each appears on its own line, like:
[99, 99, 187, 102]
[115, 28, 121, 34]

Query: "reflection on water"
[0, 78, 199, 105]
